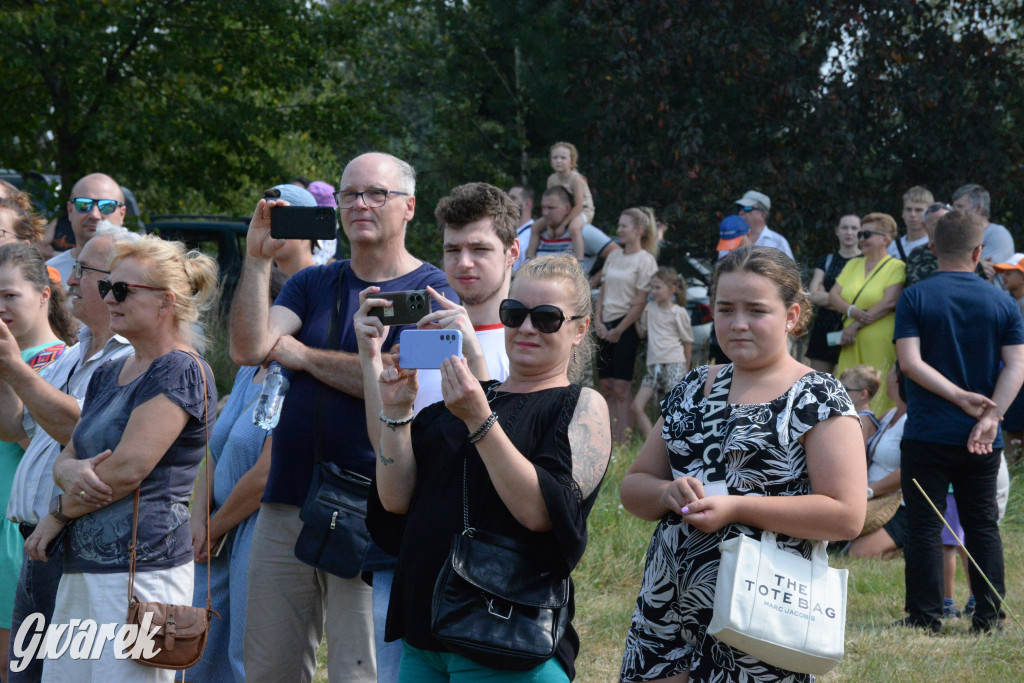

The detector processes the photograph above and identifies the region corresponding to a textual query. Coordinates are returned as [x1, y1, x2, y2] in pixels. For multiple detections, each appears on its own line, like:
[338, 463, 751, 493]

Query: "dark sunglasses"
[857, 230, 886, 240]
[98, 279, 167, 302]
[499, 299, 584, 334]
[738, 205, 757, 213]
[72, 261, 111, 279]
[72, 197, 124, 214]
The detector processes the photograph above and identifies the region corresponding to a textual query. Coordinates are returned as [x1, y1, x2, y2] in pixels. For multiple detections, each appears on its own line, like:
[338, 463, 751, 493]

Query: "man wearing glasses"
[45, 173, 127, 283]
[1, 224, 137, 682]
[231, 152, 454, 683]
[729, 189, 793, 260]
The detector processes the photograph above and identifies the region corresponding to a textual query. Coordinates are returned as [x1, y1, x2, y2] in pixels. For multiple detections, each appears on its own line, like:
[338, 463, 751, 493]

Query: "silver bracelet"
[379, 410, 415, 427]
[846, 304, 856, 317]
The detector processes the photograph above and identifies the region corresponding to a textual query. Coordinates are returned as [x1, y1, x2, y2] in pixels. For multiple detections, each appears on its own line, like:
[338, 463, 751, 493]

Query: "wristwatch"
[48, 494, 72, 525]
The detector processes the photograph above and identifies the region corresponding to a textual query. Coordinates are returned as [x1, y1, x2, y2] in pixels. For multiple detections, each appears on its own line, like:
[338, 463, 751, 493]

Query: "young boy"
[889, 186, 934, 258]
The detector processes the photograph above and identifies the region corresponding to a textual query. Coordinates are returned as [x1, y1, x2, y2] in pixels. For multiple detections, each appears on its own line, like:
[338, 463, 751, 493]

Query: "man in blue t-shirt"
[230, 152, 455, 683]
[893, 210, 1024, 633]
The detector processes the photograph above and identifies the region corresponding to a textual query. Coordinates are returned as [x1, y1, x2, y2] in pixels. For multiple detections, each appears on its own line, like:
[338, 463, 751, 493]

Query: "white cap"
[734, 190, 771, 211]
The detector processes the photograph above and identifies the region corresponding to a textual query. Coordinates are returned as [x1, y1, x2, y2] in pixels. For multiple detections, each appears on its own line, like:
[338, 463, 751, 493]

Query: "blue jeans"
[8, 543, 64, 682]
[373, 569, 403, 683]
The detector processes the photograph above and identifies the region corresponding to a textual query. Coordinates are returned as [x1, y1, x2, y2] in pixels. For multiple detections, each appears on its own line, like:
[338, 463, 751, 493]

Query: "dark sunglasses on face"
[72, 261, 111, 279]
[97, 279, 167, 302]
[72, 197, 125, 214]
[499, 299, 584, 334]
[857, 230, 886, 240]
[739, 205, 757, 213]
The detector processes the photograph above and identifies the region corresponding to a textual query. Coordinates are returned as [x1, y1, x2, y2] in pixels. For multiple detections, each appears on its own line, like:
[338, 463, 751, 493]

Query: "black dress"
[805, 252, 855, 364]
[367, 381, 605, 680]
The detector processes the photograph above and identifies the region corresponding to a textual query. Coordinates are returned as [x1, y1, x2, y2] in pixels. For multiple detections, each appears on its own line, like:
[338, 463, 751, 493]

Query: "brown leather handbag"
[123, 351, 218, 670]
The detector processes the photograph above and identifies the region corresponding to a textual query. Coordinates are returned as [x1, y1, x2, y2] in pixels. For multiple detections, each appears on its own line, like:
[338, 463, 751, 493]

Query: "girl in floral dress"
[619, 246, 866, 683]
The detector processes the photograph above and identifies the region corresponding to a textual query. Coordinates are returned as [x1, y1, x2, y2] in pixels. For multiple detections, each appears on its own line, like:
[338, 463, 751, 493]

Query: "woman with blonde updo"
[595, 206, 659, 443]
[27, 235, 220, 681]
[369, 253, 611, 681]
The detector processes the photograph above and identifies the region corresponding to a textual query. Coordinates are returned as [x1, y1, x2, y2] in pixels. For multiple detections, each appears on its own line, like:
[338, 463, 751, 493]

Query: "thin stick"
[910, 478, 1023, 636]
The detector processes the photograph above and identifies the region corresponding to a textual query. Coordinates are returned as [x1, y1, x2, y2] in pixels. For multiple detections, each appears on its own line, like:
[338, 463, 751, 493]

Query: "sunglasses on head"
[72, 197, 124, 214]
[97, 279, 167, 302]
[857, 230, 886, 240]
[499, 299, 584, 333]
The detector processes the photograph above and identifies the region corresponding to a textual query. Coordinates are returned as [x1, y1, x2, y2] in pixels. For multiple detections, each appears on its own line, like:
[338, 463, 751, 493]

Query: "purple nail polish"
[681, 506, 690, 515]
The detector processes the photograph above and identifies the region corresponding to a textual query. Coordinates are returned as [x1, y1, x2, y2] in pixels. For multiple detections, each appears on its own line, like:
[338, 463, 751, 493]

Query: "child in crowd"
[839, 364, 882, 445]
[631, 267, 693, 439]
[525, 142, 594, 261]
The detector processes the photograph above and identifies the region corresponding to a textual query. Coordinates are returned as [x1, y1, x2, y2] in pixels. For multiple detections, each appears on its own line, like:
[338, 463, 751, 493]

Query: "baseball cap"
[717, 215, 750, 251]
[265, 184, 317, 207]
[994, 253, 1024, 274]
[307, 181, 337, 208]
[734, 190, 771, 212]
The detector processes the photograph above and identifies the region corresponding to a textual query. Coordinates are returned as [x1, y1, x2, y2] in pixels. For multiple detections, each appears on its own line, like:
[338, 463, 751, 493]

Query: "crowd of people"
[0, 156, 1017, 683]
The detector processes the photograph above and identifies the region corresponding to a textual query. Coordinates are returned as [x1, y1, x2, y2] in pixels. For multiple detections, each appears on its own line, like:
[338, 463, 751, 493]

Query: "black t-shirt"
[811, 251, 855, 332]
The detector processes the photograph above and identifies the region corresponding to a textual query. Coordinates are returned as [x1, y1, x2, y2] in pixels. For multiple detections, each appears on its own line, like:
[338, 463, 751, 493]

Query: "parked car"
[145, 215, 249, 307]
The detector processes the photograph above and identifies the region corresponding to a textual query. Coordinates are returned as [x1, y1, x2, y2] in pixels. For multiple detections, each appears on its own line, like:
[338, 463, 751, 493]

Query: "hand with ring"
[53, 449, 115, 507]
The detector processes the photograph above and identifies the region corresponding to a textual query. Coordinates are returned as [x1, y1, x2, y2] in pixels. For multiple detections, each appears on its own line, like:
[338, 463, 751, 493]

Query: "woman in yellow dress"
[829, 213, 906, 414]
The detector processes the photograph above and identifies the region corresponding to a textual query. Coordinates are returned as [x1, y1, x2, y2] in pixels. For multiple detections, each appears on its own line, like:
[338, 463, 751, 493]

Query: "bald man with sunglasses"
[46, 174, 127, 283]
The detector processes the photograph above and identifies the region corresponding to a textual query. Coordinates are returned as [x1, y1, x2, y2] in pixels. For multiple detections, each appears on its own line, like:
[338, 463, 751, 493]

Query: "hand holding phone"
[370, 290, 430, 326]
[270, 206, 337, 240]
[398, 329, 463, 369]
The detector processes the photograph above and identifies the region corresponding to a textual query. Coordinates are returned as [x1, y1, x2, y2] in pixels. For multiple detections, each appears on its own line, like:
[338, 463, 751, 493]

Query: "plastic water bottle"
[253, 363, 290, 430]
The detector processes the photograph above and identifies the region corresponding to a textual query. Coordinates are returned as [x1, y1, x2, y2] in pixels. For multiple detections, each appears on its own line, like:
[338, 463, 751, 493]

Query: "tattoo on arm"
[569, 389, 612, 498]
[379, 452, 394, 466]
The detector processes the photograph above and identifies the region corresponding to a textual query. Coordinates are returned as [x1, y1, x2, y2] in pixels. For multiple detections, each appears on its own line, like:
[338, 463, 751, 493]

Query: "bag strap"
[824, 253, 834, 276]
[127, 352, 214, 614]
[461, 390, 529, 533]
[843, 255, 894, 320]
[313, 260, 348, 466]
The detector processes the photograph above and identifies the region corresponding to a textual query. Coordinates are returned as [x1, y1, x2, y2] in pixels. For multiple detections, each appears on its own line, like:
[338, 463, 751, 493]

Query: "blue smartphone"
[398, 329, 463, 369]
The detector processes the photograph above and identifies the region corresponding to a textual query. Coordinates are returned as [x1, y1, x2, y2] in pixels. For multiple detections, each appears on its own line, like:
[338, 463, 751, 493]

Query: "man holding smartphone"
[230, 152, 455, 683]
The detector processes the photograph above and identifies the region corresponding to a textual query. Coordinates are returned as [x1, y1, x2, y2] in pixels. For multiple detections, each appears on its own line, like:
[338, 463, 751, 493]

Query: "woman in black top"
[368, 253, 612, 681]
[805, 213, 861, 372]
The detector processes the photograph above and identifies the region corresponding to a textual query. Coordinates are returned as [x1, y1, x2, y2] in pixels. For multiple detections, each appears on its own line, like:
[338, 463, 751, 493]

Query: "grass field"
[316, 443, 1024, 681]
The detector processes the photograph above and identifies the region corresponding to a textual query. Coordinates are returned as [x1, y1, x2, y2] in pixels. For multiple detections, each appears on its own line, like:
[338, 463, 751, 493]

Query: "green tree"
[1, 0, 379, 216]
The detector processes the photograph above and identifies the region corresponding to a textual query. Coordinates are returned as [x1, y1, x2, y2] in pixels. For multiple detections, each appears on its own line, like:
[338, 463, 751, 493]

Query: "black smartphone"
[370, 290, 430, 326]
[270, 206, 337, 240]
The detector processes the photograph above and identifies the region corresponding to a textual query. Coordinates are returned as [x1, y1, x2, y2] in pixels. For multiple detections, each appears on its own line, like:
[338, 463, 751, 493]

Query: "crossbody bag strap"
[843, 256, 894, 320]
[313, 260, 348, 466]
[699, 364, 734, 492]
[461, 390, 529, 533]
[128, 487, 140, 603]
[183, 351, 214, 612]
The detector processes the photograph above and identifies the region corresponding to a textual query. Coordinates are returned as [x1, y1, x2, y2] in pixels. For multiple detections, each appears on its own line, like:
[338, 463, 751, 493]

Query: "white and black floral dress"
[620, 364, 856, 682]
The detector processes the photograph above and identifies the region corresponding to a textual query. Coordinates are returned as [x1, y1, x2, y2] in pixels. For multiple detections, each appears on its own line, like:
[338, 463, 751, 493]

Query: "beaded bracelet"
[468, 412, 499, 444]
[379, 410, 415, 427]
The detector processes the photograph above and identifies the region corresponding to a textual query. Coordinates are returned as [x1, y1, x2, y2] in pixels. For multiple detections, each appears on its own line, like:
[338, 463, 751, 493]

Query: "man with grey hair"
[231, 152, 455, 682]
[0, 221, 136, 682]
[729, 189, 793, 259]
[952, 183, 1015, 267]
[46, 173, 128, 282]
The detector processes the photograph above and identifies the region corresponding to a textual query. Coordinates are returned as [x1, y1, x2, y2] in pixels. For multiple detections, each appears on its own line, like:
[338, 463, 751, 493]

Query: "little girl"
[839, 364, 882, 445]
[631, 267, 693, 439]
[525, 142, 594, 261]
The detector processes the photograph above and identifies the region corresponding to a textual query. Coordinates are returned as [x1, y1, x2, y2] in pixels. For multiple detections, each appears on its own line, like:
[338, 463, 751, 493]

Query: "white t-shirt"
[512, 220, 534, 272]
[45, 249, 75, 284]
[412, 324, 510, 414]
[867, 408, 906, 488]
[887, 234, 929, 258]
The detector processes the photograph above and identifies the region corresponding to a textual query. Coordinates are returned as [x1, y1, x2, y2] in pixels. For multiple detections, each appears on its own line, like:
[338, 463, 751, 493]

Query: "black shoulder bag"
[293, 261, 374, 578]
[431, 393, 571, 671]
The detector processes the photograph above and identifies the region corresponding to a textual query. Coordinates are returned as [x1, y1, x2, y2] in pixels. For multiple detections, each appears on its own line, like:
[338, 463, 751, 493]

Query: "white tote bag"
[708, 531, 848, 675]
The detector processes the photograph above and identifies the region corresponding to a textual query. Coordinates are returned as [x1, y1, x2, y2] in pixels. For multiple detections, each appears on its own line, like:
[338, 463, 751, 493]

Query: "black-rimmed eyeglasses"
[72, 261, 111, 279]
[333, 188, 410, 209]
[499, 299, 584, 334]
